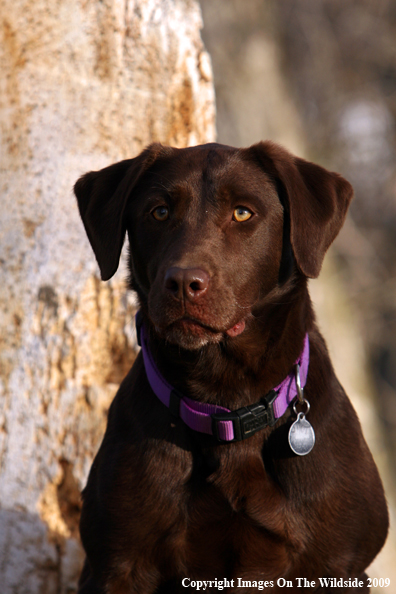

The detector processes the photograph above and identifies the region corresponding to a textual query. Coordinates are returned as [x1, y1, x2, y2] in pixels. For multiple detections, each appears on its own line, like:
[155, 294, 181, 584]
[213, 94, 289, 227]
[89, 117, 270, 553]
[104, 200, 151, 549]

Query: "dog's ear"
[74, 143, 163, 280]
[248, 141, 354, 278]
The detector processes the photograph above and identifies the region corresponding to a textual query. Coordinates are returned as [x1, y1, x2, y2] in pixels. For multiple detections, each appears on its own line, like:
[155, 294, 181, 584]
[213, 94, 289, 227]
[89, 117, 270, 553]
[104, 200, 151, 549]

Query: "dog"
[74, 141, 388, 593]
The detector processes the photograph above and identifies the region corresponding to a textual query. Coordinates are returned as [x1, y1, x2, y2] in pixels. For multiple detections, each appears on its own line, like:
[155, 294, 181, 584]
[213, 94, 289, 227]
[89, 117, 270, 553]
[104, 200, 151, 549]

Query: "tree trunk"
[0, 1, 215, 591]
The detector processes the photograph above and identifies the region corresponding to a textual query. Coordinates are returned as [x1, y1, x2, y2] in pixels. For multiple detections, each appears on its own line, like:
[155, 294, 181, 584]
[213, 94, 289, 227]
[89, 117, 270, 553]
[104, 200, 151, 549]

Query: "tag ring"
[293, 398, 310, 416]
[294, 364, 310, 415]
[295, 363, 304, 403]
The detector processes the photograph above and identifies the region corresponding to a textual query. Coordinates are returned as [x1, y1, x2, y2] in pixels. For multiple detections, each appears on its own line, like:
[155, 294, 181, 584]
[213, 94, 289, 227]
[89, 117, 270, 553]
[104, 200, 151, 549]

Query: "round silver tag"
[288, 412, 315, 456]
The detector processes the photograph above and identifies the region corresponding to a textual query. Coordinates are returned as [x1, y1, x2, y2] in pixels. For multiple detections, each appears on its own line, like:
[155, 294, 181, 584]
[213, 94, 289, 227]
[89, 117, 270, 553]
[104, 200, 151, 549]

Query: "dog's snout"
[164, 267, 210, 301]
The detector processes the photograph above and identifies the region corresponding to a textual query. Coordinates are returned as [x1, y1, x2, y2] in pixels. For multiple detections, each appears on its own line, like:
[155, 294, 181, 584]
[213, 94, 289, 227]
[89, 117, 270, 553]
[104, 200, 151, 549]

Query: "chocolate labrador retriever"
[74, 142, 388, 593]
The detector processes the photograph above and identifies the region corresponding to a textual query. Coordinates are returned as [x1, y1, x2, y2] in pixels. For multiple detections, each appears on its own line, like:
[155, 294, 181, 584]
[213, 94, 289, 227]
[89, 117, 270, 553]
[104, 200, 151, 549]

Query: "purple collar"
[136, 312, 309, 443]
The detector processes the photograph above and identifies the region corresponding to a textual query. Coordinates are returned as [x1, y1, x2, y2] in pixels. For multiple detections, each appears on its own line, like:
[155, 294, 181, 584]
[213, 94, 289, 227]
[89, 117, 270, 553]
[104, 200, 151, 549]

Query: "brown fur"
[74, 142, 388, 593]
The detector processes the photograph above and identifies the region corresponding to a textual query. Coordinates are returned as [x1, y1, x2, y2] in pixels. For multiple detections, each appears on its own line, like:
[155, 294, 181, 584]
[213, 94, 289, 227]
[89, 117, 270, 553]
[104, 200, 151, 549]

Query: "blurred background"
[0, 0, 395, 591]
[200, 0, 396, 588]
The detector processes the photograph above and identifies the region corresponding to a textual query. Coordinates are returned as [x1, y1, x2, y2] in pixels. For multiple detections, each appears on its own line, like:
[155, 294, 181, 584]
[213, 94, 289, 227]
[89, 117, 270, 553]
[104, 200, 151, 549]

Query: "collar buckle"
[211, 390, 278, 443]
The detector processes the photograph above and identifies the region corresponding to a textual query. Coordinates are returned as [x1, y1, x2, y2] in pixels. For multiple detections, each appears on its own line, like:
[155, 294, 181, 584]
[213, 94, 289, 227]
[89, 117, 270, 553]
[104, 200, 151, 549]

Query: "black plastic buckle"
[262, 389, 278, 427]
[211, 389, 278, 443]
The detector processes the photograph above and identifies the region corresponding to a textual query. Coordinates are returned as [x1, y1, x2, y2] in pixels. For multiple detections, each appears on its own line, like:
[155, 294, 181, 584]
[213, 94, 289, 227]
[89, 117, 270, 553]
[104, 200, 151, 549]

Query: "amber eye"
[233, 207, 253, 222]
[152, 206, 169, 221]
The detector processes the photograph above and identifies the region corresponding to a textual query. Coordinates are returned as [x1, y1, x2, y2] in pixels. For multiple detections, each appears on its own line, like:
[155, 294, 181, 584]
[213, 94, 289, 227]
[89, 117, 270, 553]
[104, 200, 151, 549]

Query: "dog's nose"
[164, 267, 210, 301]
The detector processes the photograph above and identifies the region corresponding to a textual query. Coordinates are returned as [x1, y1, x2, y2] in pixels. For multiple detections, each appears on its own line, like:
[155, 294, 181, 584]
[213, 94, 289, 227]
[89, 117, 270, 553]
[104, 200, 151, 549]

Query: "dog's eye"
[152, 206, 169, 221]
[233, 207, 253, 222]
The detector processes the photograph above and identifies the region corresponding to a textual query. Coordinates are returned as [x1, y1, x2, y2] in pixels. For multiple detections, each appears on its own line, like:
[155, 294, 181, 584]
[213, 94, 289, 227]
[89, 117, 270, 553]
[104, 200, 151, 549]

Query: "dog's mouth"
[175, 317, 215, 334]
[160, 315, 246, 349]
[172, 316, 245, 336]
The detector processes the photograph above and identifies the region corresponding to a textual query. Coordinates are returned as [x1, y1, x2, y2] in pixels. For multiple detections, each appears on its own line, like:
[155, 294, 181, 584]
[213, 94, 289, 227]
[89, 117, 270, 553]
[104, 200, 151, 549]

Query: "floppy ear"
[74, 143, 162, 280]
[248, 141, 354, 278]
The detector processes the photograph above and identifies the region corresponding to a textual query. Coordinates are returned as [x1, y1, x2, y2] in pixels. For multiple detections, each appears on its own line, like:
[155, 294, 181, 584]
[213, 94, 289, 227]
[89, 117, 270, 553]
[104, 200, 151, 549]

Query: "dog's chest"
[149, 452, 293, 577]
[187, 486, 289, 566]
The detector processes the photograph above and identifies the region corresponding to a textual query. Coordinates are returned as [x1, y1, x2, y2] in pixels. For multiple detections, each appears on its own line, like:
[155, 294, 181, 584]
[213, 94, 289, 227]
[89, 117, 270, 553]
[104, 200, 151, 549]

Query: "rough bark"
[0, 1, 215, 591]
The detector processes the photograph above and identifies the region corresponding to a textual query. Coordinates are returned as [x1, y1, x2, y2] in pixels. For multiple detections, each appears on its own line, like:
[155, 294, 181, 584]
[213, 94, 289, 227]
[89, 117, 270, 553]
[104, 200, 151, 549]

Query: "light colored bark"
[0, 1, 215, 591]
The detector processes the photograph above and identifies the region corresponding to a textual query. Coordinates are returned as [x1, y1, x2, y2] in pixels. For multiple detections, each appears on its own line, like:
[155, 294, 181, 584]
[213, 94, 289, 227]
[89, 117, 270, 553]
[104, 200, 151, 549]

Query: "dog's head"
[74, 142, 353, 350]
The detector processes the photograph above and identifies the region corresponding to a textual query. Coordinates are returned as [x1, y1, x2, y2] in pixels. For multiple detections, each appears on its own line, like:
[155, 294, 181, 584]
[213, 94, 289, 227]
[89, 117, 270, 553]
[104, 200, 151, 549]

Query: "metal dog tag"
[288, 412, 315, 456]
